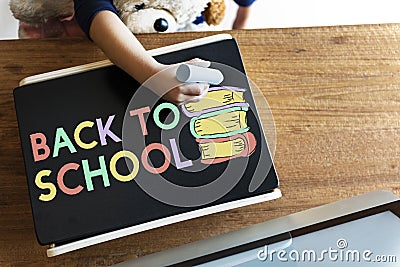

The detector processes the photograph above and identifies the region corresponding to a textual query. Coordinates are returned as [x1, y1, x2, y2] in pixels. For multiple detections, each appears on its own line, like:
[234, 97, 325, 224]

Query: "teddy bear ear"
[203, 0, 226, 26]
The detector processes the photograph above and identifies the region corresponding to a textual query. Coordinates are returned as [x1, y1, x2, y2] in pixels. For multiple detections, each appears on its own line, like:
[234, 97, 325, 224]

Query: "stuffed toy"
[9, 0, 226, 37]
[114, 0, 226, 33]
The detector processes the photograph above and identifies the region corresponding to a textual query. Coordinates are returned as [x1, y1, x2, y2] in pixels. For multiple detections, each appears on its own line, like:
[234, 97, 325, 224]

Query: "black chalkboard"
[14, 37, 279, 246]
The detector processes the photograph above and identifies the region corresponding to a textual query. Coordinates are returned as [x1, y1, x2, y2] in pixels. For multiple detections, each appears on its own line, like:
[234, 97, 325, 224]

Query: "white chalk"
[176, 64, 224, 85]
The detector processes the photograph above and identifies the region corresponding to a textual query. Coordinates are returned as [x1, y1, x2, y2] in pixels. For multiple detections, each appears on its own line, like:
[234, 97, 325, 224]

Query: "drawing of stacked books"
[181, 86, 257, 164]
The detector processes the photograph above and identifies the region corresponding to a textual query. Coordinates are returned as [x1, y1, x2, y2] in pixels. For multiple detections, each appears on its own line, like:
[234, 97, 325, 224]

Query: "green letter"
[82, 156, 110, 191]
[53, 127, 77, 158]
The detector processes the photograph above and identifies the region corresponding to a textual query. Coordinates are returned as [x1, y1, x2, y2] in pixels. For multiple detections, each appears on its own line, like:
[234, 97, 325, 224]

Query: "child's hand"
[147, 58, 210, 105]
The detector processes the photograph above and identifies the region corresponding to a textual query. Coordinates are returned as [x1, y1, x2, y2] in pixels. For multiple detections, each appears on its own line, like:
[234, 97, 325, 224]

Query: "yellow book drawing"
[182, 87, 247, 117]
[190, 106, 249, 139]
[197, 132, 257, 164]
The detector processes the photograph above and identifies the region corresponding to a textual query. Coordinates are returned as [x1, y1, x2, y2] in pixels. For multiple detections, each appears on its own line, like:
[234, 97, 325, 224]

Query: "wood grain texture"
[1, 24, 400, 265]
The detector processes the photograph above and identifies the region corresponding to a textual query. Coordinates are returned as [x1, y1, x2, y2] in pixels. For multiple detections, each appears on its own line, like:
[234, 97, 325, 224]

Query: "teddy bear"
[9, 0, 226, 37]
[113, 0, 226, 33]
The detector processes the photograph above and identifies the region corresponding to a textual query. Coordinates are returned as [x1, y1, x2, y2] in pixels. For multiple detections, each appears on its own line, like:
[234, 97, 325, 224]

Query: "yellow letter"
[35, 170, 56, 201]
[110, 150, 139, 182]
[74, 121, 98, 150]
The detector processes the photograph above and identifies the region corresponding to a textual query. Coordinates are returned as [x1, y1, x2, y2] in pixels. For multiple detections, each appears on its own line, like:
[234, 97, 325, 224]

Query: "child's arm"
[232, 5, 252, 29]
[74, 1, 208, 104]
[89, 11, 160, 85]
[232, 0, 255, 29]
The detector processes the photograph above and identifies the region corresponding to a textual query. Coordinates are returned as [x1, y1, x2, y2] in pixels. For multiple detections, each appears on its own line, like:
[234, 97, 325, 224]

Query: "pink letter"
[141, 143, 171, 174]
[57, 163, 83, 195]
[30, 133, 50, 162]
[129, 106, 151, 136]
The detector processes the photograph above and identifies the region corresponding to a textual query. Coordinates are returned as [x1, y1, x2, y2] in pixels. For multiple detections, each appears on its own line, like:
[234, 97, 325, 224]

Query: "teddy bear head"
[113, 0, 224, 33]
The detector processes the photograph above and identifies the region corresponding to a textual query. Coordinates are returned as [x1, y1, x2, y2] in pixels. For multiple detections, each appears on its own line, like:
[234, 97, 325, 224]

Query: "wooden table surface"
[1, 24, 399, 265]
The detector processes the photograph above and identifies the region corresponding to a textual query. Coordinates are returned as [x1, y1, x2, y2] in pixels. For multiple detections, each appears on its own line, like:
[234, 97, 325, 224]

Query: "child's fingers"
[171, 83, 209, 105]
[183, 88, 209, 104]
[180, 95, 203, 105]
[177, 94, 204, 105]
[186, 58, 211, 68]
[179, 83, 209, 96]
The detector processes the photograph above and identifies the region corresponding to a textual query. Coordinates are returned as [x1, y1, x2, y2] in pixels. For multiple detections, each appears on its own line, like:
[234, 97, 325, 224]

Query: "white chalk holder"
[176, 64, 224, 85]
